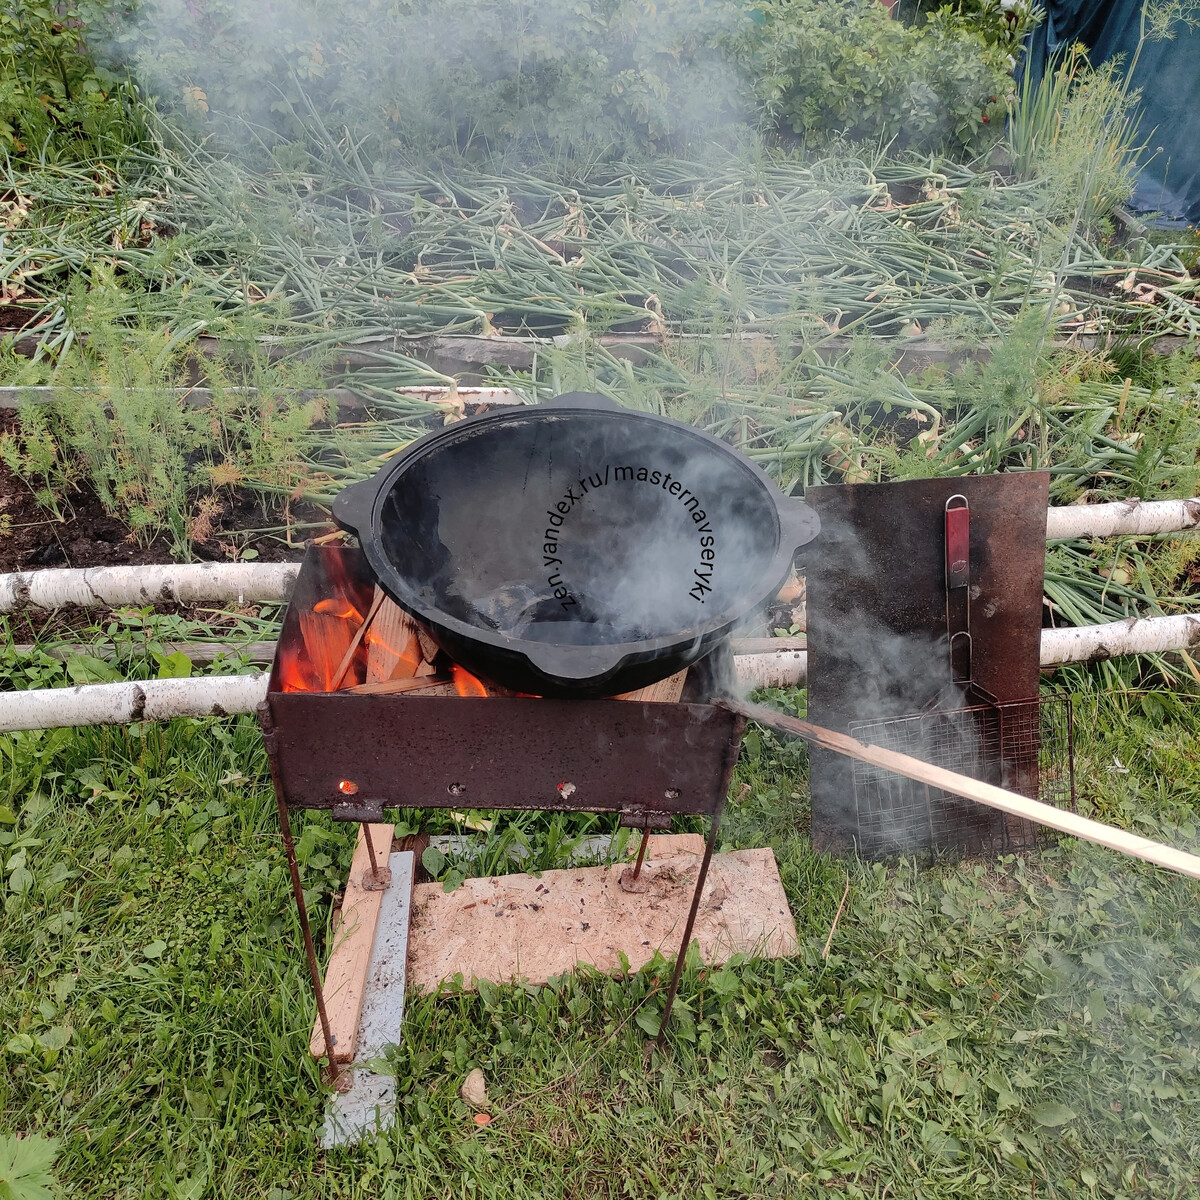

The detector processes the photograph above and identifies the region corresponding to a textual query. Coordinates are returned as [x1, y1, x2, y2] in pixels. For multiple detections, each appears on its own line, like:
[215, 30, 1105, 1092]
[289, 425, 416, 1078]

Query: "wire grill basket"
[848, 694, 1075, 859]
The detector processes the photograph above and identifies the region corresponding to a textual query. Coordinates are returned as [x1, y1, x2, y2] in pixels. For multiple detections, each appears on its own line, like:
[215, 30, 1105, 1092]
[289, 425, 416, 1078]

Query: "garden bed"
[0, 412, 327, 575]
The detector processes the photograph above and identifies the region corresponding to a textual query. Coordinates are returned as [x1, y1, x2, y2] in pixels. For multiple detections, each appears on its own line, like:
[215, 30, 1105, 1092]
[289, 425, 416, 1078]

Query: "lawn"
[2, 635, 1199, 1197]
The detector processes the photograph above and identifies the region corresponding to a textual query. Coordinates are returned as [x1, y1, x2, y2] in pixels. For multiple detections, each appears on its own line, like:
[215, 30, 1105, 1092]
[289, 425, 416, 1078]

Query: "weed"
[0, 404, 73, 522]
[0, 1132, 60, 1199]
[1009, 46, 1142, 231]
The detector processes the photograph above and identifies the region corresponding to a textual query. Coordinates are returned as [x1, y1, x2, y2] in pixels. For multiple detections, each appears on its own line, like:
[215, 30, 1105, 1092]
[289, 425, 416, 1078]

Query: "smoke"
[796, 492, 1010, 861]
[90, 0, 756, 164]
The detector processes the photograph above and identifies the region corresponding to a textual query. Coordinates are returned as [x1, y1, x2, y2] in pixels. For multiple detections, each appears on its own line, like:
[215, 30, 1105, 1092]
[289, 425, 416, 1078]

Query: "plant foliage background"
[2, 0, 1020, 162]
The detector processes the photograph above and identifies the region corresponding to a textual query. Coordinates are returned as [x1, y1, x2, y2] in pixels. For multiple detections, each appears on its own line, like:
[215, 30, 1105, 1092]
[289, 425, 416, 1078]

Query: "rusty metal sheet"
[804, 473, 1049, 855]
[264, 691, 741, 819]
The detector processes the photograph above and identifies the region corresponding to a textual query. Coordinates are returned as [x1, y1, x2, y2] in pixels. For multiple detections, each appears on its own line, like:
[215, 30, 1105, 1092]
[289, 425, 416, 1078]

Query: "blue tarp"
[1025, 1, 1200, 226]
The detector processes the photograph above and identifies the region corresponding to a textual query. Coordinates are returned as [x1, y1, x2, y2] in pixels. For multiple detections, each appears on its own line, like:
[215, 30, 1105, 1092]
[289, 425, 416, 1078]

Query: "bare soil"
[0, 411, 331, 575]
[0, 301, 40, 331]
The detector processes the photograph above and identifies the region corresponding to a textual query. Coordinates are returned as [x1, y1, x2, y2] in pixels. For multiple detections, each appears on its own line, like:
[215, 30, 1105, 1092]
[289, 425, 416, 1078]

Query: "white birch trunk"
[733, 613, 1200, 690]
[1040, 613, 1200, 665]
[0, 620, 1197, 732]
[0, 674, 270, 733]
[1045, 497, 1200, 539]
[3, 495, 1197, 612]
[0, 563, 299, 612]
[733, 650, 809, 691]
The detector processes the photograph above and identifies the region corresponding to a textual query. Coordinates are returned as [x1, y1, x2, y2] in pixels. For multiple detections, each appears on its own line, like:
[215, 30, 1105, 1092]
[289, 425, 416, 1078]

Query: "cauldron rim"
[333, 392, 819, 693]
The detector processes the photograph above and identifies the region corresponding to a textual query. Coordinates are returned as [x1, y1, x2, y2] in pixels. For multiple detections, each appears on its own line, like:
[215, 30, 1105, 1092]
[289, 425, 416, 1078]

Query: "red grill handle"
[945, 495, 970, 590]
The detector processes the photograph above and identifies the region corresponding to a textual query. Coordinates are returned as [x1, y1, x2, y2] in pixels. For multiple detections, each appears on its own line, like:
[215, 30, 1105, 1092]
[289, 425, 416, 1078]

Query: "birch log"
[0, 674, 270, 733]
[1045, 497, 1200, 539]
[731, 613, 1200, 690]
[1040, 613, 1200, 664]
[734, 649, 809, 691]
[3, 612, 1198, 727]
[3, 495, 1197, 612]
[0, 563, 299, 612]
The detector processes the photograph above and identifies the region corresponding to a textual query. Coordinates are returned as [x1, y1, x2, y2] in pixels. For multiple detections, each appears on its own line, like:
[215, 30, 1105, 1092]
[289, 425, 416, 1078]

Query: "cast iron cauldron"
[332, 392, 819, 697]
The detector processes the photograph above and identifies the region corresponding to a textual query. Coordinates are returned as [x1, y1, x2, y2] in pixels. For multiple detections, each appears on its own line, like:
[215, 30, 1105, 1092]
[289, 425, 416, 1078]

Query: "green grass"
[2, 652, 1199, 1197]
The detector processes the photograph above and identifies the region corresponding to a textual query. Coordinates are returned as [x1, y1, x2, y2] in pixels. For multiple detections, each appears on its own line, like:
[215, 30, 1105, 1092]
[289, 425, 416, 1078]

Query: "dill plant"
[3, 279, 332, 559]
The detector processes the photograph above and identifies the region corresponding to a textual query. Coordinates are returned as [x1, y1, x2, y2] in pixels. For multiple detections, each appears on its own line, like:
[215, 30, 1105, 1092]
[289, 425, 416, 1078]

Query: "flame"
[313, 597, 363, 622]
[277, 662, 310, 693]
[452, 664, 489, 697]
[275, 550, 376, 692]
[277, 653, 311, 693]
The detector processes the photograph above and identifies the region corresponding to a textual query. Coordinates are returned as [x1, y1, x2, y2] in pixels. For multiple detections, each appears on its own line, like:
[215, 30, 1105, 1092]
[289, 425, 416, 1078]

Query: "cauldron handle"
[522, 641, 627, 685]
[778, 499, 822, 554]
[331, 478, 376, 539]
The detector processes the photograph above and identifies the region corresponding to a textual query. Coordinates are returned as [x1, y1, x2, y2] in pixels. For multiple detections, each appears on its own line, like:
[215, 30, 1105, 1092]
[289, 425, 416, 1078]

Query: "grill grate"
[848, 695, 1074, 859]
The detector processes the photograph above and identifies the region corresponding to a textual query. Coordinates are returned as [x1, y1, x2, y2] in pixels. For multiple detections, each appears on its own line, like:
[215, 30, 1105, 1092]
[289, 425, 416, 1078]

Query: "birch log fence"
[1, 497, 1196, 613]
[0, 496, 1196, 730]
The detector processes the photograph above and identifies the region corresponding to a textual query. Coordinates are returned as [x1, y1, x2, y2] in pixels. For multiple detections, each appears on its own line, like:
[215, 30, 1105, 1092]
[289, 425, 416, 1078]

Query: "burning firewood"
[328, 589, 386, 691]
[294, 579, 693, 703]
[416, 627, 440, 667]
[345, 675, 456, 696]
[298, 607, 358, 692]
[364, 590, 422, 683]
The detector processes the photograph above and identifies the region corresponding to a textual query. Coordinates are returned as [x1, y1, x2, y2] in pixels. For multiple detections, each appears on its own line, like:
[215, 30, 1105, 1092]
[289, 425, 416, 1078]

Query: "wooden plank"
[365, 592, 422, 683]
[727, 698, 1200, 883]
[612, 668, 688, 703]
[406, 847, 797, 992]
[310, 822, 395, 1062]
[637, 833, 705, 858]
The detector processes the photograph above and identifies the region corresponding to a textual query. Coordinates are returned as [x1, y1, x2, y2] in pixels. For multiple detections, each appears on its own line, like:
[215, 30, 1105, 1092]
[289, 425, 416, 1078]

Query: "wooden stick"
[720, 697, 1200, 883]
[328, 588, 386, 691]
[310, 823, 394, 1063]
[344, 674, 453, 696]
[822, 876, 851, 959]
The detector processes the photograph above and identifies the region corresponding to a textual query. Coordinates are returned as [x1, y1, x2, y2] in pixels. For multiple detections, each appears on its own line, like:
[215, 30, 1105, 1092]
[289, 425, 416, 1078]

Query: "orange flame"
[276, 551, 376, 693]
[452, 664, 489, 697]
[313, 597, 363, 621]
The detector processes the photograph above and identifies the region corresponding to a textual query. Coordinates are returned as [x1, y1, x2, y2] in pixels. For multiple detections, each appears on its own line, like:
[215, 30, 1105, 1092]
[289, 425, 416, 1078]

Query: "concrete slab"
[320, 850, 413, 1149]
